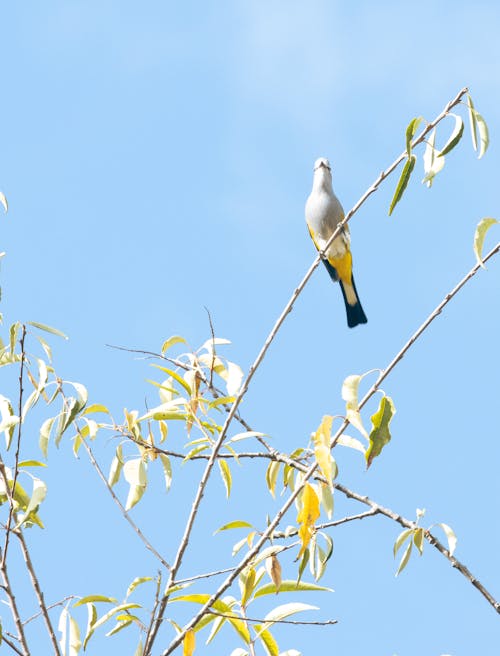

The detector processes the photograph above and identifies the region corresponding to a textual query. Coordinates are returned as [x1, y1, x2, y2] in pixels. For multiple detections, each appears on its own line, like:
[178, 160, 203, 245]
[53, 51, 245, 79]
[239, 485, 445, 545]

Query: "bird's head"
[313, 157, 331, 172]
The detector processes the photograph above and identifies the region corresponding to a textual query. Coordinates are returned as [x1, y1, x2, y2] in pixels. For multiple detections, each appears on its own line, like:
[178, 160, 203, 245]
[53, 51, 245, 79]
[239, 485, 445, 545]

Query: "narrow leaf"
[437, 522, 457, 556]
[215, 520, 253, 533]
[365, 395, 396, 469]
[389, 155, 416, 215]
[183, 629, 196, 656]
[28, 321, 68, 340]
[218, 459, 232, 498]
[438, 114, 464, 157]
[475, 110, 489, 158]
[405, 116, 423, 156]
[467, 93, 478, 152]
[0, 192, 7, 213]
[395, 540, 413, 576]
[341, 374, 369, 440]
[161, 335, 187, 354]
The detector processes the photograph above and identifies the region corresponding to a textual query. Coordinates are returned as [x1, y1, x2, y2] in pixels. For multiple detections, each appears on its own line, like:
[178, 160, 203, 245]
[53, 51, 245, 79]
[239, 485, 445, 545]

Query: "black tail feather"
[338, 275, 368, 328]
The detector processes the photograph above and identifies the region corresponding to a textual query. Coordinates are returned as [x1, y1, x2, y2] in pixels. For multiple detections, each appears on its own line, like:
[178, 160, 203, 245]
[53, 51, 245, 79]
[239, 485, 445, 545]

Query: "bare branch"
[79, 437, 171, 571]
[208, 609, 338, 627]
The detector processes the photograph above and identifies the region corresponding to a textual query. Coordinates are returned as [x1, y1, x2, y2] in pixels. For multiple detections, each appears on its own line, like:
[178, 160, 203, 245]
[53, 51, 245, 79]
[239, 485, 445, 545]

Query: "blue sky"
[1, 2, 499, 655]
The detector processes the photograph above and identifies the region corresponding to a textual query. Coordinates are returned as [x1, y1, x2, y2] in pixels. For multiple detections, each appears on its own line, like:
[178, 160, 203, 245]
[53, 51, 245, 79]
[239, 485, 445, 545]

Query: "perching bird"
[305, 157, 367, 328]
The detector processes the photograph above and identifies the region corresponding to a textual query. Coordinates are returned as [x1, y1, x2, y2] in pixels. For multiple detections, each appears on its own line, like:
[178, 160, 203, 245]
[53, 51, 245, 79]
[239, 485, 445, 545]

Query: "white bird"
[305, 157, 367, 328]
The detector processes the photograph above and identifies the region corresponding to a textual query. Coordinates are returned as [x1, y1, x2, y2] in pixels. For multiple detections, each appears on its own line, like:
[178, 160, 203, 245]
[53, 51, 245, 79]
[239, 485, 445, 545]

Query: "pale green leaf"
[393, 528, 413, 556]
[228, 431, 266, 442]
[0, 192, 7, 213]
[134, 640, 143, 656]
[16, 476, 47, 529]
[82, 404, 110, 416]
[83, 603, 97, 651]
[467, 93, 478, 152]
[123, 458, 147, 510]
[473, 217, 498, 268]
[106, 619, 133, 637]
[39, 416, 55, 458]
[126, 576, 153, 598]
[160, 454, 172, 491]
[19, 460, 47, 468]
[28, 321, 68, 340]
[58, 607, 68, 656]
[336, 434, 366, 454]
[266, 460, 280, 498]
[422, 129, 445, 187]
[151, 365, 191, 394]
[91, 603, 141, 633]
[341, 374, 368, 440]
[389, 155, 416, 215]
[256, 626, 279, 656]
[413, 527, 424, 555]
[395, 541, 413, 576]
[475, 110, 489, 158]
[74, 595, 118, 607]
[437, 522, 457, 556]
[69, 617, 81, 656]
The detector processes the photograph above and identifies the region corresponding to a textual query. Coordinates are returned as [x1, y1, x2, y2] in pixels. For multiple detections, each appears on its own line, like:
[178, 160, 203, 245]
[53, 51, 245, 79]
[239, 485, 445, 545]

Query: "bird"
[305, 157, 367, 328]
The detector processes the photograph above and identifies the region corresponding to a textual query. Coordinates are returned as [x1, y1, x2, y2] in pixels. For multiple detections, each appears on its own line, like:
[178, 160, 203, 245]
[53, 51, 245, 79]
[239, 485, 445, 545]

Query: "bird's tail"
[338, 275, 367, 328]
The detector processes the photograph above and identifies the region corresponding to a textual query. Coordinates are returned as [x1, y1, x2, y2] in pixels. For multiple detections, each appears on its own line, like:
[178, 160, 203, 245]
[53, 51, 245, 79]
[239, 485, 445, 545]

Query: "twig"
[1, 633, 25, 656]
[15, 530, 62, 655]
[2, 324, 27, 568]
[23, 594, 77, 626]
[79, 437, 171, 571]
[271, 509, 380, 539]
[153, 86, 472, 656]
[208, 610, 338, 627]
[0, 543, 30, 654]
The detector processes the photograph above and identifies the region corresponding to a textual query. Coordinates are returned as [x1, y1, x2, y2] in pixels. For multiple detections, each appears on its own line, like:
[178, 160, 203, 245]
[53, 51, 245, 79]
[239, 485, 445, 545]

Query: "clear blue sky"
[1, 2, 499, 655]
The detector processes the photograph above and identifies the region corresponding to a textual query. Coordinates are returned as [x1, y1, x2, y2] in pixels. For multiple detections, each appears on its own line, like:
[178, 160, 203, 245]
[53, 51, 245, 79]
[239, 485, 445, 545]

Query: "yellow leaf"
[296, 484, 320, 559]
[183, 629, 196, 656]
[312, 415, 333, 487]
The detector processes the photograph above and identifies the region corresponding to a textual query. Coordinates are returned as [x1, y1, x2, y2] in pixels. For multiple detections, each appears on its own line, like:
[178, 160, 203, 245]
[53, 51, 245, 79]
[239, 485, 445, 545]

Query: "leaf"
[183, 629, 196, 656]
[388, 155, 416, 215]
[395, 540, 413, 576]
[365, 395, 396, 469]
[19, 460, 47, 468]
[218, 459, 232, 497]
[229, 431, 266, 442]
[253, 579, 332, 599]
[224, 361, 244, 396]
[82, 603, 97, 650]
[256, 627, 279, 656]
[134, 640, 143, 656]
[437, 523, 457, 556]
[161, 335, 187, 354]
[151, 365, 192, 394]
[473, 217, 498, 268]
[265, 461, 280, 498]
[296, 484, 320, 559]
[312, 415, 334, 487]
[467, 93, 478, 152]
[405, 116, 423, 156]
[160, 454, 172, 491]
[438, 114, 464, 157]
[215, 520, 253, 533]
[336, 434, 366, 454]
[413, 527, 424, 555]
[318, 482, 334, 519]
[74, 595, 118, 607]
[171, 595, 250, 644]
[393, 528, 413, 557]
[475, 110, 489, 159]
[28, 321, 68, 340]
[422, 129, 445, 188]
[82, 404, 110, 416]
[58, 607, 68, 656]
[123, 459, 147, 510]
[341, 374, 368, 439]
[39, 416, 55, 458]
[264, 602, 318, 624]
[0, 192, 7, 213]
[266, 555, 282, 593]
[16, 476, 47, 529]
[69, 617, 81, 656]
[240, 567, 257, 607]
[108, 445, 124, 487]
[126, 576, 153, 598]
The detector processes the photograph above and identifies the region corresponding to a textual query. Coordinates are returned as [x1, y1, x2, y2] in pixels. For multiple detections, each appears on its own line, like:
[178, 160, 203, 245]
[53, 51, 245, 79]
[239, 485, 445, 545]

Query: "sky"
[0, 1, 499, 655]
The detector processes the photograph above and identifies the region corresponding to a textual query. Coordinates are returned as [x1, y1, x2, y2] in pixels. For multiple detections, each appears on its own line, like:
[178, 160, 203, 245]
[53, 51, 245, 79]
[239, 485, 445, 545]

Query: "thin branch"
[2, 324, 27, 568]
[0, 544, 30, 654]
[79, 437, 171, 571]
[23, 595, 77, 626]
[272, 509, 380, 539]
[1, 633, 25, 656]
[147, 87, 472, 656]
[209, 609, 338, 627]
[15, 530, 62, 655]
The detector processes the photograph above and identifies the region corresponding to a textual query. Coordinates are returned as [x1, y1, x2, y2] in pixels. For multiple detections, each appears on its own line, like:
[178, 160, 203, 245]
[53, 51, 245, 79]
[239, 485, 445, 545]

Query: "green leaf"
[405, 116, 423, 156]
[208, 395, 236, 409]
[365, 395, 396, 469]
[218, 459, 232, 497]
[161, 335, 187, 354]
[438, 114, 464, 157]
[254, 580, 331, 599]
[108, 445, 124, 487]
[473, 217, 498, 268]
[467, 93, 478, 152]
[82, 603, 97, 650]
[90, 603, 141, 633]
[395, 540, 413, 576]
[151, 365, 192, 394]
[19, 460, 47, 468]
[82, 404, 110, 416]
[9, 322, 19, 355]
[437, 522, 457, 556]
[389, 155, 416, 215]
[28, 321, 68, 340]
[215, 520, 253, 533]
[16, 476, 47, 529]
